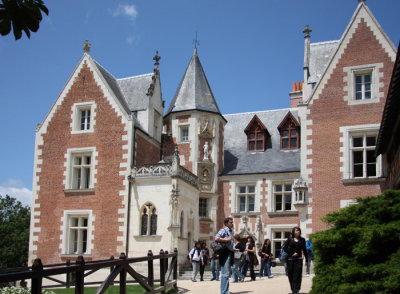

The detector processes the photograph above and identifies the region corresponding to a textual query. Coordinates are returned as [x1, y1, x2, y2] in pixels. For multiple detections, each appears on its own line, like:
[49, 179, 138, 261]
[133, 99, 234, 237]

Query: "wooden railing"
[0, 249, 178, 294]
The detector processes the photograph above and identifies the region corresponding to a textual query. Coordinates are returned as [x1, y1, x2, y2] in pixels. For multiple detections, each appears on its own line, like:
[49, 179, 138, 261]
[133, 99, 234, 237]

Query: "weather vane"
[193, 32, 200, 49]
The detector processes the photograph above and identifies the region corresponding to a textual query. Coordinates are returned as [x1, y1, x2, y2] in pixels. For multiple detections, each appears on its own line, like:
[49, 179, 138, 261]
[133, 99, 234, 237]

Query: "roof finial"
[83, 40, 91, 53]
[303, 25, 312, 38]
[153, 51, 161, 69]
[358, 0, 366, 3]
[193, 32, 200, 55]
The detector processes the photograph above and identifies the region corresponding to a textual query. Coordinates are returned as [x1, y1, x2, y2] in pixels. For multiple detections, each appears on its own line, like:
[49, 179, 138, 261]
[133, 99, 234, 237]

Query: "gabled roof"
[308, 40, 339, 84]
[277, 111, 300, 130]
[244, 114, 268, 134]
[118, 74, 154, 111]
[221, 109, 300, 176]
[304, 1, 396, 105]
[166, 48, 221, 116]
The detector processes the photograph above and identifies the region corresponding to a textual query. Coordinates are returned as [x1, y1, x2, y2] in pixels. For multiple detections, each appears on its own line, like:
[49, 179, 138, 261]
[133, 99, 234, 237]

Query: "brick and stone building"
[29, 0, 397, 269]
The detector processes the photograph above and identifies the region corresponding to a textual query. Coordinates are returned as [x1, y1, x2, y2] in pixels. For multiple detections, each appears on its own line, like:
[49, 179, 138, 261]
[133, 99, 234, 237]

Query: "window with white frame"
[273, 183, 293, 212]
[237, 184, 255, 213]
[350, 133, 380, 178]
[72, 153, 92, 189]
[199, 198, 208, 217]
[72, 102, 95, 133]
[140, 203, 157, 236]
[272, 230, 291, 259]
[64, 212, 91, 255]
[180, 126, 189, 142]
[355, 72, 372, 100]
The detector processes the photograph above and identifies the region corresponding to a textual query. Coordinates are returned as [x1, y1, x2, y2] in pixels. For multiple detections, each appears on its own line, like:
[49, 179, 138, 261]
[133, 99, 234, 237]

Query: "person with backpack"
[214, 217, 234, 294]
[283, 226, 308, 294]
[188, 241, 204, 282]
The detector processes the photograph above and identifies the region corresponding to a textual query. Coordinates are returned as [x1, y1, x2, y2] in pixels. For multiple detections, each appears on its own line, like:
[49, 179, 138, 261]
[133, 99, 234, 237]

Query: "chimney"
[289, 81, 303, 108]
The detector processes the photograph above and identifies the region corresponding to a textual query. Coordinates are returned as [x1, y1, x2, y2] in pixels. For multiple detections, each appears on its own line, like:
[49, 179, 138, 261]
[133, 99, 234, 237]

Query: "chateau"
[29, 0, 397, 269]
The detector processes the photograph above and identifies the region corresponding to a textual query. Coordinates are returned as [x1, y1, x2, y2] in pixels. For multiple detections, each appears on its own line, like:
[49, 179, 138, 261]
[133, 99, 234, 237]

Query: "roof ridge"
[310, 40, 340, 46]
[118, 73, 153, 81]
[223, 107, 295, 116]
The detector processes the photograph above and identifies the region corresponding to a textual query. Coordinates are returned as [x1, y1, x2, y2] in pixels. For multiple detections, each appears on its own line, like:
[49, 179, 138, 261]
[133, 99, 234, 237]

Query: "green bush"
[0, 287, 54, 294]
[310, 190, 400, 294]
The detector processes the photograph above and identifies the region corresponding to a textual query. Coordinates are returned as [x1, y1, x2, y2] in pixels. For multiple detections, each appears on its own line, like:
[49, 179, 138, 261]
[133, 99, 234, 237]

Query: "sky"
[1, 0, 400, 207]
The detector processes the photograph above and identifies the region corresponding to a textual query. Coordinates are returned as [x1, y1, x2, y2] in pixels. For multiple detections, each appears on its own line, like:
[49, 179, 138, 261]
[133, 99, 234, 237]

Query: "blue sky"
[1, 0, 399, 206]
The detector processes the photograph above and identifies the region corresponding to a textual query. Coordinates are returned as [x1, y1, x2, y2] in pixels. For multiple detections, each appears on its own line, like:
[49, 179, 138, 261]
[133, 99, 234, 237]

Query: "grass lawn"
[51, 284, 178, 294]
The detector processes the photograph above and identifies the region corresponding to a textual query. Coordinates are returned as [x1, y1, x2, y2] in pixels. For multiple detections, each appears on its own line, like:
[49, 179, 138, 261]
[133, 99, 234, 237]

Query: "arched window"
[140, 203, 157, 236]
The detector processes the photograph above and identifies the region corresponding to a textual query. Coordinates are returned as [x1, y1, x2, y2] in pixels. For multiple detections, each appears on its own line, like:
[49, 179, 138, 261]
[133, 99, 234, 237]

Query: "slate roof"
[221, 109, 300, 176]
[166, 48, 221, 116]
[308, 40, 339, 84]
[92, 58, 154, 113]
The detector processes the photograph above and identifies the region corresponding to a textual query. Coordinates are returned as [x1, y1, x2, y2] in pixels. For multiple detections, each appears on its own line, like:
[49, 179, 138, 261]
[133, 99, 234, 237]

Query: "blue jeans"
[220, 254, 231, 294]
[191, 261, 200, 281]
[259, 258, 272, 277]
[231, 258, 244, 282]
[211, 258, 220, 280]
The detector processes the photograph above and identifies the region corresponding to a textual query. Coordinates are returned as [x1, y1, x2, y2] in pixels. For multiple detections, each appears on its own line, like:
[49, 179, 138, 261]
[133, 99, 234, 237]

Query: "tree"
[0, 0, 49, 40]
[310, 190, 400, 294]
[0, 194, 30, 269]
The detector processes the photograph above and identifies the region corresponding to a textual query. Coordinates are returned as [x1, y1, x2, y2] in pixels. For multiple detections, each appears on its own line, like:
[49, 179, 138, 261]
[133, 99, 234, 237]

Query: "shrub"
[310, 190, 400, 294]
[0, 287, 55, 294]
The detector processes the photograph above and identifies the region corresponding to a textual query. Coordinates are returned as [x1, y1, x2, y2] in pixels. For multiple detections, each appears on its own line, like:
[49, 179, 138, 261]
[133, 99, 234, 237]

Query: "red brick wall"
[307, 19, 394, 232]
[200, 222, 212, 234]
[290, 97, 302, 108]
[135, 131, 161, 164]
[32, 62, 128, 264]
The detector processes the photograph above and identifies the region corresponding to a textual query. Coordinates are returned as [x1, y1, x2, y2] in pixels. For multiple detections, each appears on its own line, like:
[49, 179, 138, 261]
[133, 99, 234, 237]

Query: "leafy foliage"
[0, 0, 49, 40]
[0, 195, 30, 269]
[310, 190, 400, 294]
[0, 287, 54, 294]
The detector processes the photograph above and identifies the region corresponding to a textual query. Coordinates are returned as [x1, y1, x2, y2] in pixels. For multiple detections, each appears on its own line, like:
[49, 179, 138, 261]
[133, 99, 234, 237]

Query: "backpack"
[211, 240, 227, 254]
[280, 241, 288, 262]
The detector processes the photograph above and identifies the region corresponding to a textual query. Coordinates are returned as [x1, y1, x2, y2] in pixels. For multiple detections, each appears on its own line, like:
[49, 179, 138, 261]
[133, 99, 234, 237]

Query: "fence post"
[31, 258, 43, 294]
[75, 256, 85, 294]
[173, 248, 178, 288]
[119, 253, 127, 294]
[159, 249, 166, 294]
[147, 250, 154, 288]
[110, 255, 115, 285]
[66, 259, 71, 288]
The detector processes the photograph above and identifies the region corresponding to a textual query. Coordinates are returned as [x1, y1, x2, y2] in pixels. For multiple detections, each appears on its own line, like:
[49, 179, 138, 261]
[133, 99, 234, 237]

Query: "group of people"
[210, 217, 313, 294]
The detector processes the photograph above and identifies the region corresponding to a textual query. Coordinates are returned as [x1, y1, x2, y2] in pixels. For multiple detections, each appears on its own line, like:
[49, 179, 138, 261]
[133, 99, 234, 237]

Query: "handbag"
[234, 251, 243, 260]
[211, 240, 227, 254]
[280, 247, 288, 262]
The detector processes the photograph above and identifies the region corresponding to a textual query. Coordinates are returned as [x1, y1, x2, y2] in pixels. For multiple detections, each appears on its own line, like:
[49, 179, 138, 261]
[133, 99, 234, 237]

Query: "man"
[215, 217, 234, 294]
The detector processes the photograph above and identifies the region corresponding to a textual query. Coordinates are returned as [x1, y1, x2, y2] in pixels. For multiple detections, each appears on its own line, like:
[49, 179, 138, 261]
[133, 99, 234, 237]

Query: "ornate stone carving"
[197, 162, 214, 192]
[199, 118, 215, 138]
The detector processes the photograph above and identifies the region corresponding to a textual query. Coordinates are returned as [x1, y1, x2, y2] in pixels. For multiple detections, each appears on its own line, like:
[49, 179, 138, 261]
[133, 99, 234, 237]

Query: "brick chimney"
[289, 81, 303, 108]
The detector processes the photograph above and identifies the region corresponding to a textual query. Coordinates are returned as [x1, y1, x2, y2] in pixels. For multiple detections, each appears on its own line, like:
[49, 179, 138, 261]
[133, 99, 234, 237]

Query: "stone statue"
[203, 142, 209, 161]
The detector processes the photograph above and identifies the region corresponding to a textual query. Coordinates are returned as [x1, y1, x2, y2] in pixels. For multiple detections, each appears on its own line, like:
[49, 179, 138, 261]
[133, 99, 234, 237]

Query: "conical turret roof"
[166, 48, 221, 116]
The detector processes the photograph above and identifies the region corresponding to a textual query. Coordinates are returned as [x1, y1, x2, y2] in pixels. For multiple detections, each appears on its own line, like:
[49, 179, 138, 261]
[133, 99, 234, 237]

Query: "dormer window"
[244, 115, 268, 152]
[278, 112, 300, 150]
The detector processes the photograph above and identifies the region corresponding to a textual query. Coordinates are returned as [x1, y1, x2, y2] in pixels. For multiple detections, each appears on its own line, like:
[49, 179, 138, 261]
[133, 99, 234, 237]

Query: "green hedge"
[310, 190, 400, 294]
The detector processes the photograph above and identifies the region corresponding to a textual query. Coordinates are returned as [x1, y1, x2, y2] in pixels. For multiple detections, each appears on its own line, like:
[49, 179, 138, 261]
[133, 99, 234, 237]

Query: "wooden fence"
[0, 249, 178, 294]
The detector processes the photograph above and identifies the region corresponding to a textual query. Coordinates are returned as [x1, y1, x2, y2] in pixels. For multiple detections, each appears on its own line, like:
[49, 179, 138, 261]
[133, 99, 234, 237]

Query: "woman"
[188, 241, 204, 282]
[284, 227, 308, 294]
[231, 234, 245, 282]
[259, 238, 273, 278]
[241, 236, 256, 281]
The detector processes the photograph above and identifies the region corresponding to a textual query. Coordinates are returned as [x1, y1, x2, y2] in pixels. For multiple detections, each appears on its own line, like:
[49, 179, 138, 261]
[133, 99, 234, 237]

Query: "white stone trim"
[306, 4, 396, 106]
[339, 124, 381, 179]
[63, 147, 98, 189]
[266, 224, 297, 242]
[340, 199, 358, 208]
[70, 101, 97, 134]
[60, 210, 94, 255]
[343, 63, 384, 105]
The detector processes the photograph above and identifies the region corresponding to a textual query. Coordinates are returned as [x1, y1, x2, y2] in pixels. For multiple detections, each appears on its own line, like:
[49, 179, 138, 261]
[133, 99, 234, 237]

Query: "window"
[199, 198, 208, 217]
[141, 203, 157, 236]
[351, 134, 379, 178]
[355, 73, 371, 100]
[273, 183, 293, 211]
[244, 115, 268, 152]
[63, 211, 92, 255]
[180, 126, 189, 142]
[71, 102, 96, 133]
[237, 184, 255, 213]
[272, 230, 291, 258]
[72, 153, 92, 189]
[278, 112, 300, 150]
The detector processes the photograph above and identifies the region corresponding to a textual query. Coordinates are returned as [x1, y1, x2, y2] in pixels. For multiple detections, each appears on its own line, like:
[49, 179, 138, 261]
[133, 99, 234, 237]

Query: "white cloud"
[112, 4, 138, 22]
[0, 179, 32, 207]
